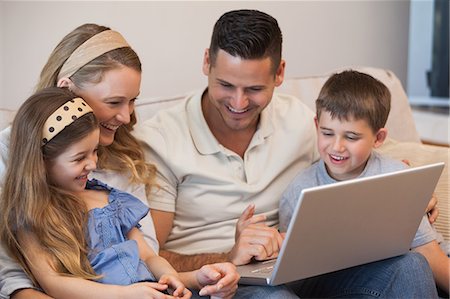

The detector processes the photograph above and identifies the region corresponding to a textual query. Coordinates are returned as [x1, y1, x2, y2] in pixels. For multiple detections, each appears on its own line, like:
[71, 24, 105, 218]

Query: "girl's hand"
[121, 282, 175, 299]
[196, 262, 240, 299]
[159, 274, 191, 299]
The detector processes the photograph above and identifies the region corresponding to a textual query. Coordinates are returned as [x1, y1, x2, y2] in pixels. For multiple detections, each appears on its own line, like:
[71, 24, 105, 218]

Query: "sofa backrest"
[135, 66, 421, 143]
[1, 67, 421, 144]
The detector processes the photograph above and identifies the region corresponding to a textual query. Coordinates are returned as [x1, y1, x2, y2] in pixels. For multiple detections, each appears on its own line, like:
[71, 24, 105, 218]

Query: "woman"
[0, 24, 238, 299]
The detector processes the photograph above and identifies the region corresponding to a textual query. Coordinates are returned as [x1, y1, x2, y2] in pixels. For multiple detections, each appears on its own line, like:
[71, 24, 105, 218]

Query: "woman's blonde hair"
[0, 87, 101, 284]
[36, 23, 156, 192]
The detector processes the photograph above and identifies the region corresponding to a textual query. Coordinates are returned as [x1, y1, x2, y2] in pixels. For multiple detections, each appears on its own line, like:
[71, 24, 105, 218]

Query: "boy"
[279, 70, 449, 295]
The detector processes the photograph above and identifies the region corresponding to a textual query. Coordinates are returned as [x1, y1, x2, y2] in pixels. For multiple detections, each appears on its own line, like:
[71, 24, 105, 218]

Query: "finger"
[426, 194, 437, 211]
[238, 204, 255, 224]
[142, 282, 169, 291]
[428, 206, 439, 224]
[243, 226, 283, 257]
[172, 285, 185, 297]
[245, 214, 267, 226]
[425, 193, 437, 213]
[200, 265, 222, 283]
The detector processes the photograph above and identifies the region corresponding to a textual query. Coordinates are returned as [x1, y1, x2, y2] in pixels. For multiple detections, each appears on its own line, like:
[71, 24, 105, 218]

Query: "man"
[135, 9, 439, 298]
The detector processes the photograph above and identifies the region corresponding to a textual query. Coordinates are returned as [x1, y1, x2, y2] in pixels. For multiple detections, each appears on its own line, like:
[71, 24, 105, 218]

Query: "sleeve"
[279, 170, 312, 233]
[1, 128, 39, 297]
[134, 123, 179, 213]
[411, 216, 438, 249]
[0, 127, 11, 187]
[116, 192, 150, 235]
[0, 246, 38, 298]
[279, 163, 321, 233]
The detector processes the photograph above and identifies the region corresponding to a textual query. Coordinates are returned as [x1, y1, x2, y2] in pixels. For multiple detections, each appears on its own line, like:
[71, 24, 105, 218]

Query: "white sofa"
[1, 67, 448, 240]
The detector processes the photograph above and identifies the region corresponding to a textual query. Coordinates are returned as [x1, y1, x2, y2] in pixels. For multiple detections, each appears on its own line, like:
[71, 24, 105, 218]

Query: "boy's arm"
[18, 231, 171, 299]
[413, 240, 449, 294]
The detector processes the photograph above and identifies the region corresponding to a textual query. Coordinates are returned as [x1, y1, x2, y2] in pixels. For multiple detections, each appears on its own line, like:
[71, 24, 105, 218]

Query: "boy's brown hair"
[316, 70, 391, 133]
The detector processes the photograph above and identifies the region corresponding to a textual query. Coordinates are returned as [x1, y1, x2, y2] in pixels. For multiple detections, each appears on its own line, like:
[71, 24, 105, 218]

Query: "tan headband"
[57, 30, 130, 80]
[42, 98, 93, 145]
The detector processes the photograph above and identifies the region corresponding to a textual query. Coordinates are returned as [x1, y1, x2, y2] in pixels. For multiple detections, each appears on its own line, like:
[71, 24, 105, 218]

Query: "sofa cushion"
[0, 109, 15, 131]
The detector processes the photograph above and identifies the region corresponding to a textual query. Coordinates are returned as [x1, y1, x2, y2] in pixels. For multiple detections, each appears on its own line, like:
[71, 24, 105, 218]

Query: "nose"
[85, 157, 97, 171]
[332, 137, 345, 152]
[116, 104, 131, 124]
[230, 89, 249, 110]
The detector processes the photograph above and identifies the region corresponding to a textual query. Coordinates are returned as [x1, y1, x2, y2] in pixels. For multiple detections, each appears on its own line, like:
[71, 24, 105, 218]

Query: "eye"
[73, 156, 85, 162]
[346, 135, 360, 141]
[220, 82, 233, 88]
[247, 86, 263, 92]
[321, 130, 333, 137]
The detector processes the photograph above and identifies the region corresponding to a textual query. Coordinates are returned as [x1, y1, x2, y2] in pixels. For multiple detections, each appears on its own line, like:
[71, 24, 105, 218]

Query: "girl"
[0, 24, 239, 299]
[1, 87, 192, 298]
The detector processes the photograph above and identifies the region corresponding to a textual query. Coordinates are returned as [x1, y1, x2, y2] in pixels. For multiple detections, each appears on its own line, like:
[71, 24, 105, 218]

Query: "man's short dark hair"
[209, 9, 283, 75]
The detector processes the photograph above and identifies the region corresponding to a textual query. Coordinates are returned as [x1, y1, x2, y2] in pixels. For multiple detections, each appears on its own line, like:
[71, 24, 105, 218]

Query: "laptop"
[238, 162, 445, 286]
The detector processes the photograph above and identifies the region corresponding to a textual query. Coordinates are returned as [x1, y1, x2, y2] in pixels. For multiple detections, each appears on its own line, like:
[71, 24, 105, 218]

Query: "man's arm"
[151, 205, 284, 272]
[151, 209, 228, 271]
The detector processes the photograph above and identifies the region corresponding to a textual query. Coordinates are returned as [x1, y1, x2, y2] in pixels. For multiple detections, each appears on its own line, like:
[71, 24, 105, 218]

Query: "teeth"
[227, 106, 249, 114]
[330, 154, 346, 161]
[101, 123, 120, 131]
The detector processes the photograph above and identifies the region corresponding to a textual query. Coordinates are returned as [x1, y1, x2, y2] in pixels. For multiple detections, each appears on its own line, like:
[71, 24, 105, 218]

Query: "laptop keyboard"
[251, 264, 274, 274]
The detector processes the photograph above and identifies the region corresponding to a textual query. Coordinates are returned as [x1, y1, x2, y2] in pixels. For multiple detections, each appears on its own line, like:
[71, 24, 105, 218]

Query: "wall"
[0, 1, 410, 110]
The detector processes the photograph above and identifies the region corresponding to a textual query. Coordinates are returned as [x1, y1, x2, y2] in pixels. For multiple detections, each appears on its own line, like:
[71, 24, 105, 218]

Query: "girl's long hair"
[36, 23, 156, 195]
[0, 88, 100, 284]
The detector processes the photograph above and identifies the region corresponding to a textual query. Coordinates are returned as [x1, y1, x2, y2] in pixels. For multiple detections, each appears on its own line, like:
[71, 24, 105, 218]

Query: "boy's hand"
[402, 159, 439, 224]
[426, 193, 439, 224]
[196, 262, 240, 299]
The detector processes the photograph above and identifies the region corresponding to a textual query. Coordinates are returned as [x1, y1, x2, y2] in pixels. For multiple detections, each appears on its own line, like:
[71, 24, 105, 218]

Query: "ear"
[373, 128, 388, 148]
[57, 77, 73, 88]
[202, 48, 211, 76]
[314, 116, 319, 129]
[274, 59, 286, 87]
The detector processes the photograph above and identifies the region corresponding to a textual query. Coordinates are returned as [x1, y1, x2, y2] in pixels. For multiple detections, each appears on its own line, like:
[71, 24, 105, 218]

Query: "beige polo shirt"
[134, 90, 319, 255]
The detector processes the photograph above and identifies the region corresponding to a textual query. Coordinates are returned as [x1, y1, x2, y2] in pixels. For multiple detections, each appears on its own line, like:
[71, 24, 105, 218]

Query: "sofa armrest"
[377, 139, 450, 241]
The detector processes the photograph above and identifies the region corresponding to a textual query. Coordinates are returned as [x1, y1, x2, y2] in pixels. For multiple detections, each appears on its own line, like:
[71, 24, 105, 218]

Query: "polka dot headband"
[42, 98, 93, 145]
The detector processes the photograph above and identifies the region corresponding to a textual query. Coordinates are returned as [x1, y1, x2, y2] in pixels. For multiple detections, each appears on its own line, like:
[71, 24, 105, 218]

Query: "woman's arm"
[10, 288, 52, 299]
[18, 231, 174, 299]
[413, 240, 449, 294]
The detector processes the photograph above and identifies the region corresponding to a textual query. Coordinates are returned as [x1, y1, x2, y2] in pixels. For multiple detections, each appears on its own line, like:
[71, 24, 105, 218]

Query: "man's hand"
[196, 263, 239, 299]
[228, 204, 284, 265]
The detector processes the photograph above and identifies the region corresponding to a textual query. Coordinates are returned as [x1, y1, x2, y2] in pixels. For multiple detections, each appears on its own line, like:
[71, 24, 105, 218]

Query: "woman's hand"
[196, 262, 240, 299]
[159, 274, 191, 299]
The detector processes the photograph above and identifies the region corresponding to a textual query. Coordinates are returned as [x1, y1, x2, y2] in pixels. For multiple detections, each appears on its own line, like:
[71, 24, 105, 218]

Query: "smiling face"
[202, 49, 284, 134]
[46, 129, 99, 194]
[316, 111, 387, 181]
[70, 66, 141, 146]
